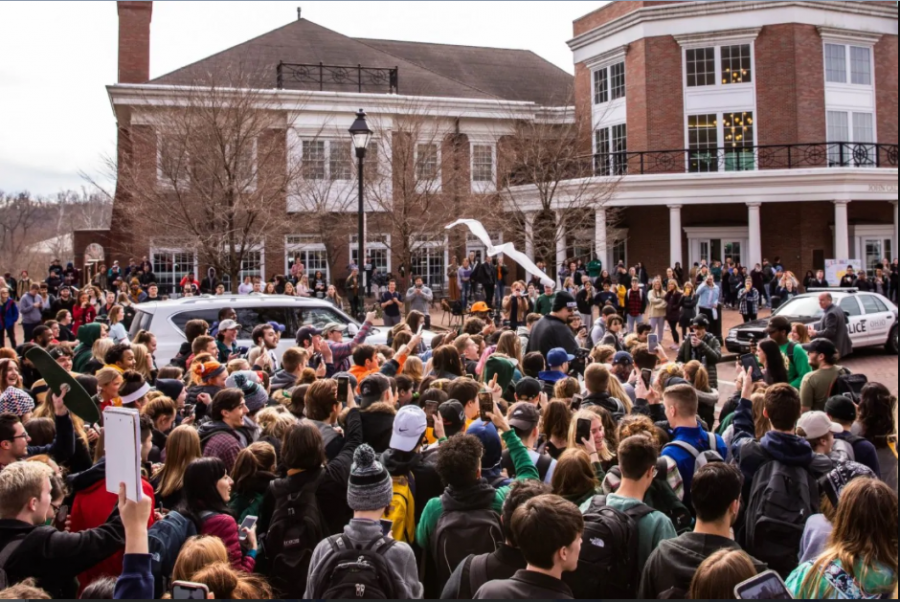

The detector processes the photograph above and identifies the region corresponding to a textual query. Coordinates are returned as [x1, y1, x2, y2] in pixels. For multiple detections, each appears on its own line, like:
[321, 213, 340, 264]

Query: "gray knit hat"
[347, 444, 394, 512]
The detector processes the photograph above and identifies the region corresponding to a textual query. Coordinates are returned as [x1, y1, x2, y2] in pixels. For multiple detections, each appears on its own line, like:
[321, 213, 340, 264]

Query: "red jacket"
[201, 514, 255, 573]
[70, 476, 156, 595]
[72, 304, 97, 335]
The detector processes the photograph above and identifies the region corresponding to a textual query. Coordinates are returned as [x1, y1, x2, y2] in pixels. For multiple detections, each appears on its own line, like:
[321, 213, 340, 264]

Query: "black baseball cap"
[438, 400, 466, 438]
[691, 315, 710, 329]
[508, 403, 541, 432]
[804, 339, 837, 357]
[514, 377, 542, 401]
[825, 396, 857, 423]
[552, 291, 578, 313]
[296, 326, 322, 346]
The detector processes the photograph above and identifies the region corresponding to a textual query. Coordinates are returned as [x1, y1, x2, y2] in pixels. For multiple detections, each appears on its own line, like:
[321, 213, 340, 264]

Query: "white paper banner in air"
[446, 219, 556, 288]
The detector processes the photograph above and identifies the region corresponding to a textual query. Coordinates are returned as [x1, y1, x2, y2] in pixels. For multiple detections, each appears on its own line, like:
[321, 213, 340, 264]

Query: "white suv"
[128, 295, 436, 367]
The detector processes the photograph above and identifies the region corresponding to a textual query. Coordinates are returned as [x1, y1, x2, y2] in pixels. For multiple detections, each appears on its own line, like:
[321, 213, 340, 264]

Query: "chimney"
[117, 1, 153, 84]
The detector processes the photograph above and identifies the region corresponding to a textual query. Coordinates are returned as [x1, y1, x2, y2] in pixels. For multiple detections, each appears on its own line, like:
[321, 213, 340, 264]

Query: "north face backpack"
[831, 369, 868, 404]
[564, 495, 655, 599]
[383, 473, 416, 544]
[310, 535, 399, 600]
[431, 506, 502, 590]
[264, 476, 327, 598]
[663, 432, 724, 480]
[743, 444, 818, 578]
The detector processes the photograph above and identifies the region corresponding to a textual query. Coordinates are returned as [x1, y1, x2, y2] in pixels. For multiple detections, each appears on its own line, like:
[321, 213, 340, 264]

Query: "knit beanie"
[347, 444, 394, 512]
[193, 360, 226, 383]
[0, 387, 35, 417]
[226, 371, 268, 414]
[155, 379, 185, 402]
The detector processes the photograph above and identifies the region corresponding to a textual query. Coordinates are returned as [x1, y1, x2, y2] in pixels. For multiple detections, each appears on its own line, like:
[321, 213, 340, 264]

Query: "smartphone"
[740, 354, 765, 383]
[238, 515, 257, 542]
[417, 323, 425, 336]
[576, 418, 592, 445]
[235, 346, 249, 356]
[380, 519, 393, 537]
[571, 394, 584, 412]
[478, 392, 494, 422]
[648, 333, 659, 354]
[424, 400, 438, 429]
[336, 376, 350, 405]
[53, 504, 69, 531]
[734, 569, 793, 599]
[172, 581, 211, 600]
[641, 368, 653, 390]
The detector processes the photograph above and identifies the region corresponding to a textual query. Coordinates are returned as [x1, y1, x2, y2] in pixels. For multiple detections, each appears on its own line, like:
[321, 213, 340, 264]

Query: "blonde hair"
[227, 358, 251, 374]
[188, 561, 273, 600]
[683, 360, 711, 393]
[154, 426, 202, 499]
[0, 578, 51, 599]
[108, 305, 124, 325]
[605, 375, 634, 414]
[131, 343, 153, 380]
[142, 396, 176, 423]
[401, 356, 424, 384]
[256, 406, 297, 441]
[0, 461, 53, 517]
[172, 536, 229, 583]
[567, 409, 614, 462]
[92, 338, 115, 364]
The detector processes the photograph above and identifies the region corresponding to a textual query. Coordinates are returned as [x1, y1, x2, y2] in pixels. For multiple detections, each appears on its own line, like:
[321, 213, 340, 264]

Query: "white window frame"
[414, 142, 441, 191]
[349, 233, 392, 276]
[156, 132, 190, 189]
[470, 143, 496, 193]
[826, 109, 877, 166]
[410, 235, 448, 290]
[592, 60, 625, 105]
[850, 225, 894, 271]
[682, 44, 755, 89]
[301, 138, 353, 182]
[685, 110, 757, 173]
[149, 247, 198, 298]
[823, 42, 875, 87]
[219, 245, 266, 292]
[594, 123, 628, 176]
[285, 235, 330, 284]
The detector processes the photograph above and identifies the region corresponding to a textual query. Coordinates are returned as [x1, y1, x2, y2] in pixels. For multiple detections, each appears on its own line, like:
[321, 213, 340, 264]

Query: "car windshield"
[775, 297, 824, 319]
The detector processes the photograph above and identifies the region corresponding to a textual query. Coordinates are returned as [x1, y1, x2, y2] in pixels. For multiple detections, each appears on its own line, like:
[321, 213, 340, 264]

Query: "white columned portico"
[747, 203, 762, 268]
[595, 207, 608, 270]
[668, 205, 682, 268]
[556, 211, 567, 281]
[834, 200, 851, 260]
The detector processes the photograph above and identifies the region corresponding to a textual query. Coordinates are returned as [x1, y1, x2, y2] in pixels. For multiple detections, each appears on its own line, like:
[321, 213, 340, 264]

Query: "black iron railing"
[276, 62, 399, 94]
[587, 142, 898, 177]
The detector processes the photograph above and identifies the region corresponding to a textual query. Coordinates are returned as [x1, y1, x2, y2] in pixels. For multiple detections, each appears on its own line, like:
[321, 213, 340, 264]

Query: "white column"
[524, 212, 536, 261]
[595, 207, 608, 270]
[556, 211, 567, 282]
[747, 202, 762, 268]
[834, 200, 850, 260]
[893, 201, 898, 261]
[668, 205, 683, 268]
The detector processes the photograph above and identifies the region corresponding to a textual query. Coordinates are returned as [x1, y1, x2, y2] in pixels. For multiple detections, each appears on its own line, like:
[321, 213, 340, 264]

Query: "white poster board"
[104, 407, 143, 503]
[825, 259, 853, 287]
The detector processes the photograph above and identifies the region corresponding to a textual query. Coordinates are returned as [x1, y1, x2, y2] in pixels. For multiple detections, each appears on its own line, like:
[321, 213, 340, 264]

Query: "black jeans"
[0, 328, 15, 349]
[483, 284, 496, 308]
[742, 313, 757, 323]
[349, 295, 362, 320]
[668, 320, 681, 345]
[22, 323, 37, 345]
[700, 307, 722, 342]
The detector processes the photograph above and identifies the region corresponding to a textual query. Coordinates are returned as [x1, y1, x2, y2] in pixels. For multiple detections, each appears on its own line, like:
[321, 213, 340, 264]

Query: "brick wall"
[875, 34, 898, 157]
[793, 25, 826, 145]
[117, 1, 152, 84]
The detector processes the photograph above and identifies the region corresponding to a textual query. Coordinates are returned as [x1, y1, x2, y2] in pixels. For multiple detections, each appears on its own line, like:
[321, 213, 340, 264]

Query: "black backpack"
[501, 449, 553, 482]
[310, 535, 399, 599]
[264, 476, 327, 598]
[564, 495, 654, 599]
[0, 536, 25, 590]
[831, 369, 868, 404]
[431, 506, 502, 591]
[457, 553, 491, 600]
[743, 443, 818, 578]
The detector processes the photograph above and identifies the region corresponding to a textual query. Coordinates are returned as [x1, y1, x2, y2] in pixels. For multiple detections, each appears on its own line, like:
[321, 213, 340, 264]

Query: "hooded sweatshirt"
[360, 402, 397, 454]
[304, 519, 424, 599]
[381, 448, 443, 526]
[269, 369, 298, 393]
[197, 420, 244, 472]
[639, 533, 768, 599]
[73, 323, 104, 373]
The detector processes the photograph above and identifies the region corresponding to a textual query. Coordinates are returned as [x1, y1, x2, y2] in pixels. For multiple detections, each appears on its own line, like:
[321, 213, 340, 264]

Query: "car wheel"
[887, 325, 898, 355]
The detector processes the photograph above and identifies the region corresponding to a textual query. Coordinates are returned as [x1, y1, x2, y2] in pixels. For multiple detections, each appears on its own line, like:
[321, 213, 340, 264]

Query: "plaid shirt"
[328, 320, 374, 372]
[202, 431, 242, 473]
[627, 289, 644, 317]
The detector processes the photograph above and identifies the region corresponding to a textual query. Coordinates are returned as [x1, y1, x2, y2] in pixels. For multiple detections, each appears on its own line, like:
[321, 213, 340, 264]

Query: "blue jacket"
[0, 299, 19, 330]
[697, 283, 720, 310]
[114, 554, 153, 600]
[661, 426, 727, 510]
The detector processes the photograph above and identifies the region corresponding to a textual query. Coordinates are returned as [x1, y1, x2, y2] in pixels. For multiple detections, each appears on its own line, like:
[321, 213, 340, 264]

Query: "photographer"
[527, 291, 580, 360]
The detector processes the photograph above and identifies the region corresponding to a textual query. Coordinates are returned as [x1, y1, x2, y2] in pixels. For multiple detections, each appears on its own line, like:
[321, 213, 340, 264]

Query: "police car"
[726, 290, 898, 356]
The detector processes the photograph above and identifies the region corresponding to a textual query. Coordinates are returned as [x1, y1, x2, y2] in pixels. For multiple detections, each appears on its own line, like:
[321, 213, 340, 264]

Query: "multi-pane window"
[611, 124, 627, 175]
[411, 239, 445, 290]
[686, 47, 716, 87]
[239, 251, 263, 283]
[722, 112, 755, 171]
[302, 140, 351, 181]
[593, 62, 624, 104]
[329, 142, 352, 181]
[721, 44, 752, 84]
[593, 67, 609, 104]
[850, 46, 872, 85]
[610, 62, 626, 100]
[158, 135, 189, 183]
[826, 44, 872, 85]
[302, 140, 327, 180]
[688, 114, 718, 173]
[827, 110, 875, 166]
[415, 143, 439, 181]
[350, 235, 390, 282]
[472, 145, 494, 183]
[594, 128, 610, 176]
[594, 125, 627, 176]
[363, 141, 379, 181]
[151, 250, 196, 297]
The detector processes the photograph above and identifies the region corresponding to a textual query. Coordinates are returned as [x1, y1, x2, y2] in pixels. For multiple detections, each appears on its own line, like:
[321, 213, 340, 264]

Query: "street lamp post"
[349, 109, 373, 321]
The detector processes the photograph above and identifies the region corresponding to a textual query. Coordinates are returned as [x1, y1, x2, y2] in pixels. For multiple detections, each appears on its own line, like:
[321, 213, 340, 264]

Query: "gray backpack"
[663, 432, 724, 479]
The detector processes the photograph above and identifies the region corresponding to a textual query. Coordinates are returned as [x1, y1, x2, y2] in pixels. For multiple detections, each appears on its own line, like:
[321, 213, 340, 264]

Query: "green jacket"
[781, 341, 812, 390]
[535, 294, 556, 316]
[415, 429, 539, 551]
[787, 559, 896, 599]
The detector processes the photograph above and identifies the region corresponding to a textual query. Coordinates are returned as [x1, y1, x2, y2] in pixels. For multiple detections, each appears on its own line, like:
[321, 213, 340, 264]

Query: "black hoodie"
[582, 392, 626, 421]
[639, 533, 767, 599]
[360, 402, 396, 454]
[381, 447, 443, 525]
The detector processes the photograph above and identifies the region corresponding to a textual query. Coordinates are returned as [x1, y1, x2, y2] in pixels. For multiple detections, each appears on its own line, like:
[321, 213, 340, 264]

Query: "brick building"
[78, 1, 574, 295]
[510, 0, 898, 281]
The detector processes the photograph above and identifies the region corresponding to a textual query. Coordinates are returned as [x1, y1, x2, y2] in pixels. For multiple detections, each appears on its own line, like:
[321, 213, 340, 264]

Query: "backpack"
[383, 473, 416, 544]
[831, 434, 865, 464]
[431, 506, 502, 590]
[663, 432, 724, 480]
[743, 444, 818, 578]
[458, 553, 491, 600]
[0, 536, 25, 590]
[830, 369, 868, 404]
[564, 495, 654, 599]
[309, 535, 399, 599]
[264, 476, 327, 598]
[147, 511, 211, 597]
[501, 449, 553, 482]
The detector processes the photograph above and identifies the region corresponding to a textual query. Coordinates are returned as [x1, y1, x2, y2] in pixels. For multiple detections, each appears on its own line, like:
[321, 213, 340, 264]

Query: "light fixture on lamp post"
[349, 109, 373, 321]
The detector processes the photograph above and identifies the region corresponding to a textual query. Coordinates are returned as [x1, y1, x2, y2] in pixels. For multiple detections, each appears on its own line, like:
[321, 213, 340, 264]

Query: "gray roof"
[151, 18, 573, 106]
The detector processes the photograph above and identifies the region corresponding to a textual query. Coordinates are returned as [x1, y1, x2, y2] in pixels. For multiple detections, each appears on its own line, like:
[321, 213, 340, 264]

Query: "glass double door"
[697, 239, 744, 266]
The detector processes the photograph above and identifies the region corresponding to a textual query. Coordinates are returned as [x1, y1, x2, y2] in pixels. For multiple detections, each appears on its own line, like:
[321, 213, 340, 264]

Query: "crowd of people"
[0, 252, 896, 601]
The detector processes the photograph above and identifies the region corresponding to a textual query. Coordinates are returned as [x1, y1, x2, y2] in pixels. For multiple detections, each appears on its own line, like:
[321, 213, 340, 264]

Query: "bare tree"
[494, 104, 623, 277]
[110, 70, 306, 290]
[0, 191, 46, 271]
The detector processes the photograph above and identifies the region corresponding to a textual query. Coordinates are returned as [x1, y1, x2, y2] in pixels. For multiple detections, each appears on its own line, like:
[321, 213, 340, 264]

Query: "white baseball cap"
[797, 411, 843, 440]
[390, 405, 428, 453]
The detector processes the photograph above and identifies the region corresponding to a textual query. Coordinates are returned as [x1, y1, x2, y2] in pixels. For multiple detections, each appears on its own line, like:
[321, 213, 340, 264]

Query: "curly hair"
[436, 434, 483, 489]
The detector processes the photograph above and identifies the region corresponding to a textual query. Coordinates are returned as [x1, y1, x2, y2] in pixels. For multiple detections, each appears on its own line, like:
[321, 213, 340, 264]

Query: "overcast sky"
[0, 0, 605, 197]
